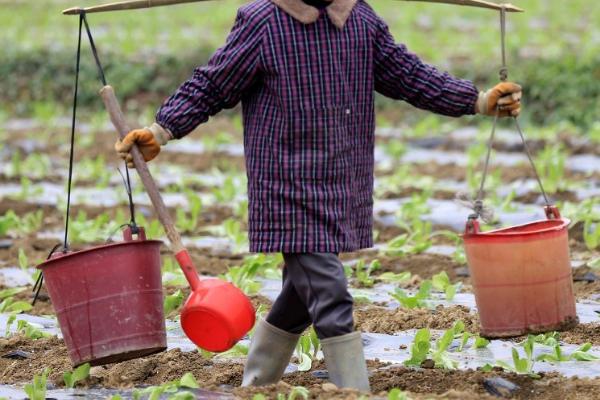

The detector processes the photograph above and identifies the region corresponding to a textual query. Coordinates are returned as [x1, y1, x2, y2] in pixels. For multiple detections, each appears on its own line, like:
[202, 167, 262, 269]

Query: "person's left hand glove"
[476, 82, 522, 117]
[115, 123, 172, 168]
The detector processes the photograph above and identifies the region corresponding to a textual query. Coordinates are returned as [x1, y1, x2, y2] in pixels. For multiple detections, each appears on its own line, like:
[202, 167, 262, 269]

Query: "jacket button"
[345, 109, 351, 115]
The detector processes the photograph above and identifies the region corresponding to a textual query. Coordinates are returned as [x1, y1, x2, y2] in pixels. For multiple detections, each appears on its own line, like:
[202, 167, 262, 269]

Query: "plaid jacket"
[156, 0, 479, 253]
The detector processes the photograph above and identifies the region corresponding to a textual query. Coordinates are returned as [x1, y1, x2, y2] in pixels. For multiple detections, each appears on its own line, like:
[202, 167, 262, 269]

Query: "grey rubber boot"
[242, 319, 301, 387]
[321, 331, 371, 392]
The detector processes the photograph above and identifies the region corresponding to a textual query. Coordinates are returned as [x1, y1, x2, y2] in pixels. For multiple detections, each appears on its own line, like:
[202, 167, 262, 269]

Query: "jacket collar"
[271, 0, 358, 29]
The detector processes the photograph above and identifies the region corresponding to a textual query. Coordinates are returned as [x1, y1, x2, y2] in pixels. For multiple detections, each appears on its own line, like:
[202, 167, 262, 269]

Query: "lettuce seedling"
[346, 259, 381, 287]
[0, 297, 32, 313]
[295, 327, 321, 372]
[431, 326, 458, 369]
[132, 372, 199, 400]
[377, 271, 412, 284]
[387, 388, 413, 400]
[277, 386, 309, 400]
[17, 320, 52, 340]
[584, 219, 600, 250]
[404, 328, 431, 367]
[431, 271, 461, 301]
[537, 342, 599, 363]
[63, 363, 90, 389]
[391, 280, 432, 309]
[24, 368, 50, 400]
[164, 289, 184, 315]
[496, 337, 539, 378]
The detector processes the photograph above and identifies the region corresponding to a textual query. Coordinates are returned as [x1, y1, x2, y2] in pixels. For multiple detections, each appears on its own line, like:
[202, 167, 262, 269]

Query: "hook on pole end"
[502, 3, 524, 13]
[63, 7, 85, 15]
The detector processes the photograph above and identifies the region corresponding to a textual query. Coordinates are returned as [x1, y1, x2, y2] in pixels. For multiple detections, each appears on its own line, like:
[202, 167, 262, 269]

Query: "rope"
[464, 5, 551, 223]
[62, 14, 84, 251]
[62, 13, 138, 252]
[82, 13, 137, 231]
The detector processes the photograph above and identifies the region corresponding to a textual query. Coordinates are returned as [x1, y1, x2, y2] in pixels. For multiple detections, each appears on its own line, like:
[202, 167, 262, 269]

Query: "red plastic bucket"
[37, 227, 166, 366]
[463, 207, 578, 338]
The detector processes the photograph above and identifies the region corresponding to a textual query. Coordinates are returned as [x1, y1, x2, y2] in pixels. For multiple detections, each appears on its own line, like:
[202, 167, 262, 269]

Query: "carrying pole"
[63, 0, 212, 15]
[398, 0, 523, 13]
[63, 0, 522, 15]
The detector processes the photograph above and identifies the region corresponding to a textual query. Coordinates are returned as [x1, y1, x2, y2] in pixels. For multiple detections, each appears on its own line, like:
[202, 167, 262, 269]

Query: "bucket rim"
[463, 217, 570, 240]
[36, 239, 164, 270]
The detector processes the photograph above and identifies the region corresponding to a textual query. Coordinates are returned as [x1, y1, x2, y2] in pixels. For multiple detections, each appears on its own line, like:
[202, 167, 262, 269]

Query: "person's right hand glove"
[476, 82, 522, 118]
[115, 123, 171, 168]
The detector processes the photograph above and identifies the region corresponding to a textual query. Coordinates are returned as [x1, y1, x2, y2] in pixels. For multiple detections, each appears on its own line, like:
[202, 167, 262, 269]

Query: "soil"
[376, 254, 467, 284]
[560, 323, 600, 346]
[3, 335, 600, 399]
[355, 305, 479, 334]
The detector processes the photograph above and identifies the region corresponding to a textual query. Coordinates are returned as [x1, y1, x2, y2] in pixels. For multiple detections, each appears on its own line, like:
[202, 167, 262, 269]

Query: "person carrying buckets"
[115, 0, 522, 392]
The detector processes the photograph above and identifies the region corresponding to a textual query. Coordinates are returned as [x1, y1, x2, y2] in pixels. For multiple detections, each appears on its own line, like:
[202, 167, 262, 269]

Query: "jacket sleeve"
[156, 9, 265, 138]
[372, 17, 479, 117]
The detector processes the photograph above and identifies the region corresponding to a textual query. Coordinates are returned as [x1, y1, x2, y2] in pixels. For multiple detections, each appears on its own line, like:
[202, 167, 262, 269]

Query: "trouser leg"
[282, 252, 354, 339]
[266, 265, 312, 334]
[283, 252, 370, 392]
[243, 262, 310, 387]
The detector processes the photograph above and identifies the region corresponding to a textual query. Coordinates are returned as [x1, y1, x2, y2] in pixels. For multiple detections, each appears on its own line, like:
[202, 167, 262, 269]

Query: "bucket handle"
[544, 205, 561, 220]
[465, 218, 481, 235]
[123, 226, 146, 241]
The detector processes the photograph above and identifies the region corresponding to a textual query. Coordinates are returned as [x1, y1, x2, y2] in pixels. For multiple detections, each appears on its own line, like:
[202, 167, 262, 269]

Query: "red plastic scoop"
[100, 85, 255, 352]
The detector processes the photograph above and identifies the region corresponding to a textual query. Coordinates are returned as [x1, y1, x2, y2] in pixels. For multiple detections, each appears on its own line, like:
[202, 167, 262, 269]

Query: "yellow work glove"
[476, 82, 522, 118]
[115, 123, 172, 168]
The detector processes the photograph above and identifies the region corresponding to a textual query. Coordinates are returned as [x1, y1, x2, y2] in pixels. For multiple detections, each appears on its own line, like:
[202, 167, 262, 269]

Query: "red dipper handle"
[100, 85, 201, 290]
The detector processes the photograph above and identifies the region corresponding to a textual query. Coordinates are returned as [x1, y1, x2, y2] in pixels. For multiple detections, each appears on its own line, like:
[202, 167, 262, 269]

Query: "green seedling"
[133, 372, 199, 400]
[18, 248, 29, 272]
[524, 332, 561, 347]
[25, 367, 52, 396]
[583, 219, 599, 250]
[164, 289, 184, 315]
[63, 363, 90, 388]
[405, 322, 468, 370]
[218, 343, 249, 358]
[431, 271, 461, 301]
[377, 271, 412, 284]
[13, 177, 43, 201]
[387, 388, 413, 400]
[390, 280, 432, 309]
[212, 175, 239, 203]
[429, 320, 466, 369]
[201, 131, 234, 152]
[5, 313, 17, 336]
[24, 368, 50, 400]
[496, 336, 539, 378]
[589, 257, 600, 270]
[16, 319, 52, 340]
[223, 218, 248, 253]
[295, 327, 321, 372]
[234, 199, 249, 220]
[404, 328, 431, 367]
[76, 156, 112, 187]
[436, 230, 467, 265]
[276, 386, 309, 400]
[537, 342, 599, 363]
[456, 330, 489, 352]
[536, 144, 567, 194]
[176, 190, 203, 233]
[0, 210, 19, 236]
[0, 287, 26, 299]
[0, 296, 33, 313]
[345, 259, 381, 288]
[220, 261, 262, 295]
[68, 211, 122, 244]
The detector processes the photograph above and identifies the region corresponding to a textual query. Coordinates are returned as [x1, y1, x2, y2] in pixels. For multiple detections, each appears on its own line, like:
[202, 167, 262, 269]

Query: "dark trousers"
[265, 253, 354, 339]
